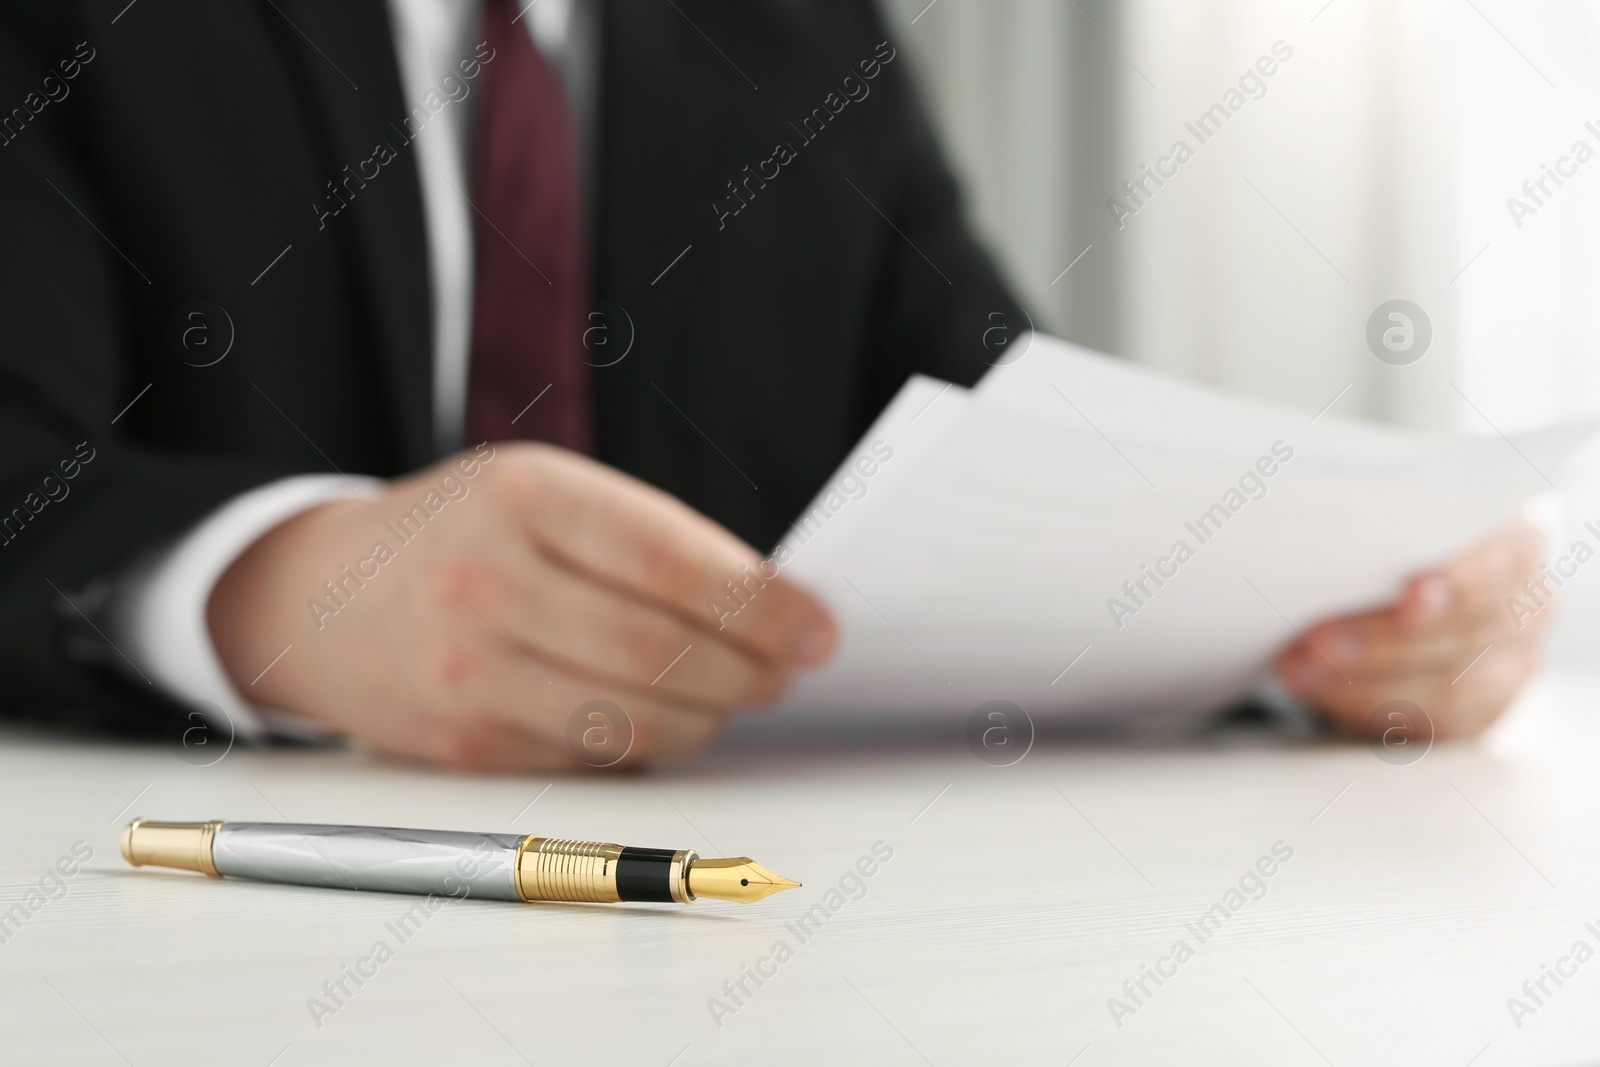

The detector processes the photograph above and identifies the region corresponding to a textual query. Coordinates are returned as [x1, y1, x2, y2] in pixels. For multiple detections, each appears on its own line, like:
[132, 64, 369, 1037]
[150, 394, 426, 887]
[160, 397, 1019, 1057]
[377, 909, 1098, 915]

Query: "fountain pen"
[121, 819, 800, 906]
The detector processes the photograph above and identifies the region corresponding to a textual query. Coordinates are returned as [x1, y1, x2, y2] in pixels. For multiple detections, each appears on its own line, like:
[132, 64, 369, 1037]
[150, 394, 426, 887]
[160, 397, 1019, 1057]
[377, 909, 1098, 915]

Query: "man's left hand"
[1276, 520, 1551, 739]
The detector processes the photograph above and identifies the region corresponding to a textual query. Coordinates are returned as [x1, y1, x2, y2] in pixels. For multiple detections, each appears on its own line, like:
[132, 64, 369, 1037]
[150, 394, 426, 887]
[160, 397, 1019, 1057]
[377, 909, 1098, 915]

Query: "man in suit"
[0, 0, 1549, 769]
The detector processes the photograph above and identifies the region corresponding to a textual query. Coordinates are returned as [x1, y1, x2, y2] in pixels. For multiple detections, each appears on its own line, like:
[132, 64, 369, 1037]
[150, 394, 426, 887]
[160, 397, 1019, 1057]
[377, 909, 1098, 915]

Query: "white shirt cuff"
[109, 474, 383, 740]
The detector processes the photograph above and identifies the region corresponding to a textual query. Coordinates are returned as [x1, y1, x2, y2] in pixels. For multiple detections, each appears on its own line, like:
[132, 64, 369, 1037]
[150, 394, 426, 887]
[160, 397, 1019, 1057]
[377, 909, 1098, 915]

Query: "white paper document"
[769, 334, 1598, 723]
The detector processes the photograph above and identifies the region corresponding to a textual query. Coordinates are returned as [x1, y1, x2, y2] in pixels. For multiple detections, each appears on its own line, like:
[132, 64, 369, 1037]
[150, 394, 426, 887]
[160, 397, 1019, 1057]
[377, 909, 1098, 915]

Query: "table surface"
[3, 672, 1600, 1067]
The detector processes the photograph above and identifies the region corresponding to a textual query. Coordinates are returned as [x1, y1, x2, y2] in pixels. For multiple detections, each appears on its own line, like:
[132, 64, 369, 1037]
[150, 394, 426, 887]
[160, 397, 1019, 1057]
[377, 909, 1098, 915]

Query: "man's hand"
[1276, 520, 1551, 739]
[207, 444, 835, 771]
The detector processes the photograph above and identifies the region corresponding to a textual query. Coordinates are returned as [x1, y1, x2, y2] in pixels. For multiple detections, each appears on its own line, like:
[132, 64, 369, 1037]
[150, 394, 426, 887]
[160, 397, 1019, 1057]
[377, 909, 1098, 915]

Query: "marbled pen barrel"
[212, 823, 524, 901]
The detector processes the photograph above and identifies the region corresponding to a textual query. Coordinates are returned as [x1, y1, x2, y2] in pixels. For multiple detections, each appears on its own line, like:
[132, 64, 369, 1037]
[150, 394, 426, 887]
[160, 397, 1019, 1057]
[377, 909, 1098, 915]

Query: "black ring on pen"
[615, 846, 678, 902]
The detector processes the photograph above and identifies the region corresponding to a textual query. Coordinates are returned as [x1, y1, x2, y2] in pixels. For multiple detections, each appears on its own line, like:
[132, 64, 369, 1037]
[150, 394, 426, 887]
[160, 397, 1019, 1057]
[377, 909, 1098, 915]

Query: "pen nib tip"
[687, 857, 802, 903]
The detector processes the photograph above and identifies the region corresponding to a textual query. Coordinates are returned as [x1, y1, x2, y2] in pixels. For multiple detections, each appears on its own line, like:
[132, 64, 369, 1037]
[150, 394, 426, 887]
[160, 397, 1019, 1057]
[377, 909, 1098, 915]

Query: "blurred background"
[885, 0, 1600, 664]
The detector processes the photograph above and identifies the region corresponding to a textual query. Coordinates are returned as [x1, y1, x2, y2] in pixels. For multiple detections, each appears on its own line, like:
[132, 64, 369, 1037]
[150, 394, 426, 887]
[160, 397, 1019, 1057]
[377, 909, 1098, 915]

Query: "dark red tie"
[465, 0, 591, 451]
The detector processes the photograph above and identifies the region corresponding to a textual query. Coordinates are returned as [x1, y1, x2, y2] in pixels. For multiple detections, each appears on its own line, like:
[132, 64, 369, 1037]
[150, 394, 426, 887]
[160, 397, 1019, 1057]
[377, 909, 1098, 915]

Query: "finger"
[363, 714, 586, 774]
[406, 619, 730, 768]
[513, 675, 729, 770]
[1400, 521, 1544, 632]
[1285, 519, 1547, 677]
[443, 550, 787, 707]
[426, 721, 585, 773]
[621, 701, 731, 766]
[1289, 597, 1545, 680]
[505, 447, 835, 667]
[388, 701, 726, 772]
[1283, 641, 1538, 740]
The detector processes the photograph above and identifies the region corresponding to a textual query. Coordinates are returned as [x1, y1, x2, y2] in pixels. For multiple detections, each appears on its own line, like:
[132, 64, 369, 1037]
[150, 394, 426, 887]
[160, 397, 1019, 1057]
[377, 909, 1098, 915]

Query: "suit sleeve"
[0, 9, 300, 735]
[855, 7, 1031, 404]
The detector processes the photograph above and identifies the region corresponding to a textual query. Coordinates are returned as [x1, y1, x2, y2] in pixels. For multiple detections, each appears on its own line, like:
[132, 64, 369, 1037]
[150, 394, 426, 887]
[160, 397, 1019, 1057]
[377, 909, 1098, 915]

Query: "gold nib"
[687, 857, 801, 903]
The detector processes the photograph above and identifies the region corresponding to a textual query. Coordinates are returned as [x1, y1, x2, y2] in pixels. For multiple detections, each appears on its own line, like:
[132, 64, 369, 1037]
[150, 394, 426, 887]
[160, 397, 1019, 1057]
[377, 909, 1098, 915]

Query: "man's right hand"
[206, 444, 835, 771]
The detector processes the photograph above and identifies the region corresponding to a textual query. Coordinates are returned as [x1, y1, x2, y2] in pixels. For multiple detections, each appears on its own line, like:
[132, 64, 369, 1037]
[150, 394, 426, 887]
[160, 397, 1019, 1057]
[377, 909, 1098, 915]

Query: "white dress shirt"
[110, 0, 585, 738]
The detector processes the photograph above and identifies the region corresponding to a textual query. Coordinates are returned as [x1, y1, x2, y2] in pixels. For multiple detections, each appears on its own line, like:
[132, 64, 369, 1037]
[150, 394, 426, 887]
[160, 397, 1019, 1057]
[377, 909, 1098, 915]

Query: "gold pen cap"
[120, 818, 223, 878]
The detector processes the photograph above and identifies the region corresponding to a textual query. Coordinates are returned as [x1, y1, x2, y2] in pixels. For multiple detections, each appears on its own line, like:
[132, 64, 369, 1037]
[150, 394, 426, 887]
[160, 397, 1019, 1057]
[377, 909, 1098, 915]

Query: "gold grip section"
[120, 819, 223, 878]
[514, 837, 624, 903]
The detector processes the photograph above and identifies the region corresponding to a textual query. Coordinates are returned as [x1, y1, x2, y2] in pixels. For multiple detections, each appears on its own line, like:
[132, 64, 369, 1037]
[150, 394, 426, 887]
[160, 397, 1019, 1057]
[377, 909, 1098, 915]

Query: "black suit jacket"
[0, 0, 1025, 733]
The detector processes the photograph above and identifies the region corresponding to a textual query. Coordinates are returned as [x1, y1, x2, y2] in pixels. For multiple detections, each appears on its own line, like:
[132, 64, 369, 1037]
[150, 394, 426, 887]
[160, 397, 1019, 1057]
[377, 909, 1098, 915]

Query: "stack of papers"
[770, 334, 1596, 723]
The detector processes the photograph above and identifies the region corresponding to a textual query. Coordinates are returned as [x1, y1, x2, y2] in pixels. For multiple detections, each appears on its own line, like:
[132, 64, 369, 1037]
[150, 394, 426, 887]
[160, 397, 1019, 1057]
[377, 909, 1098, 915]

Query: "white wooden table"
[3, 671, 1599, 1066]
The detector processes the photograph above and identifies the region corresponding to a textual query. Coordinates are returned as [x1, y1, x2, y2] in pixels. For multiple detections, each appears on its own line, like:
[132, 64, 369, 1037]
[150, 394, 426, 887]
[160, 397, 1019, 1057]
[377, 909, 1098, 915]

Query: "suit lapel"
[260, 0, 435, 470]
